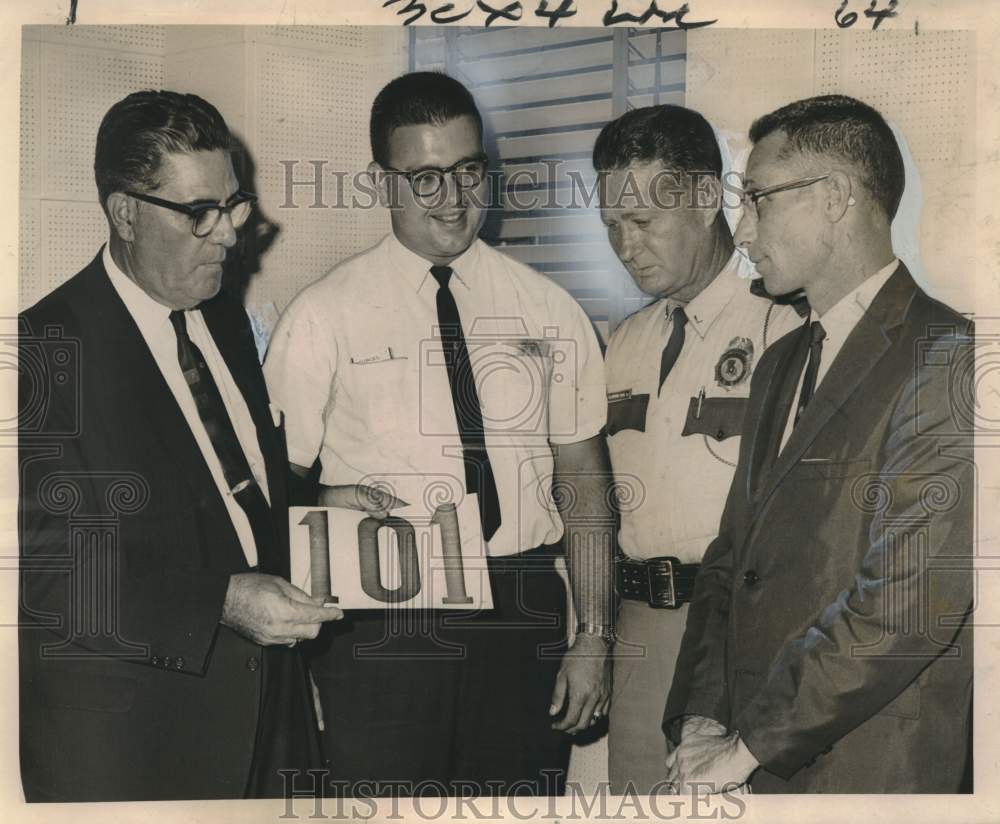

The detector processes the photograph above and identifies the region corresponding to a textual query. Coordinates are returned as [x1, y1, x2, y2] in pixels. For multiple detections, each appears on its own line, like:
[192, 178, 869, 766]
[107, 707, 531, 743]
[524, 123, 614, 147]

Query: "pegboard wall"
[247, 26, 407, 313]
[20, 28, 165, 309]
[19, 25, 408, 315]
[685, 28, 977, 314]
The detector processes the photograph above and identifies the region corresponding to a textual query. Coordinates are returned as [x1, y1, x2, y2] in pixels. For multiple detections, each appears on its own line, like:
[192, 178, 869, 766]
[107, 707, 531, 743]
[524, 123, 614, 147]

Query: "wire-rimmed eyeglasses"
[382, 155, 488, 200]
[126, 190, 257, 237]
[738, 174, 830, 219]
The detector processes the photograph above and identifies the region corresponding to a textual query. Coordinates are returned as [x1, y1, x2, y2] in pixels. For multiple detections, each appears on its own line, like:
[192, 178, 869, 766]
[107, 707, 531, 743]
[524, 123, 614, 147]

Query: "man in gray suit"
[664, 94, 974, 793]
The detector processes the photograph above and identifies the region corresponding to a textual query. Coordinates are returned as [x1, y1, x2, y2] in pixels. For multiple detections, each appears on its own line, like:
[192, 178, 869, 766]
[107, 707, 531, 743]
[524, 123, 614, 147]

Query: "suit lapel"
[744, 322, 810, 503]
[753, 264, 916, 509]
[80, 258, 230, 515]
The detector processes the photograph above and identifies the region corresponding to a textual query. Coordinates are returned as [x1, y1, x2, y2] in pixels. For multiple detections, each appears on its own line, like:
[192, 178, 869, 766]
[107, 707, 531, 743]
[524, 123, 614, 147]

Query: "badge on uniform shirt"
[715, 337, 754, 388]
[511, 339, 551, 358]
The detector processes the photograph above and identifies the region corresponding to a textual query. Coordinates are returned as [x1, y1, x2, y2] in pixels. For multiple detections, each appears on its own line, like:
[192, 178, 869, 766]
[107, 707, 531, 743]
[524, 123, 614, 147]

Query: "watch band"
[575, 622, 615, 643]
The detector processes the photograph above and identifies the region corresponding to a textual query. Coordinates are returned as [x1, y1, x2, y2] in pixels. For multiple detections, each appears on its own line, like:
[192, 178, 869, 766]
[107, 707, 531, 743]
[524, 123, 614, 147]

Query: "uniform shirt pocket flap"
[606, 394, 650, 436]
[682, 396, 748, 441]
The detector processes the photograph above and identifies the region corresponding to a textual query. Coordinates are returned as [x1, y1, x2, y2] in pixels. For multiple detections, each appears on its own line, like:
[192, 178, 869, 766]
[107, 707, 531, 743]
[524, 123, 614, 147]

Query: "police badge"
[715, 336, 754, 388]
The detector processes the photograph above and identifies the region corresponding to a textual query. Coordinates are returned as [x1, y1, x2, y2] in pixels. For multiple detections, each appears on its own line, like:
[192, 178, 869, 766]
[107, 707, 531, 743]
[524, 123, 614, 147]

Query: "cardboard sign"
[289, 497, 494, 610]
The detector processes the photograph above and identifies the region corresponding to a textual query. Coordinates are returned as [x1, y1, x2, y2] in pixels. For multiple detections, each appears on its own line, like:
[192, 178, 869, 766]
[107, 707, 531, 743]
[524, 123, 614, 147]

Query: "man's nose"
[210, 211, 238, 248]
[733, 208, 756, 250]
[440, 171, 466, 208]
[617, 224, 640, 262]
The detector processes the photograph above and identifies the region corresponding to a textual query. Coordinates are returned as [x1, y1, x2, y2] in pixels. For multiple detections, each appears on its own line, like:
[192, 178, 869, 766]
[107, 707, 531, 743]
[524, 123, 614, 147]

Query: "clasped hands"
[664, 715, 759, 795]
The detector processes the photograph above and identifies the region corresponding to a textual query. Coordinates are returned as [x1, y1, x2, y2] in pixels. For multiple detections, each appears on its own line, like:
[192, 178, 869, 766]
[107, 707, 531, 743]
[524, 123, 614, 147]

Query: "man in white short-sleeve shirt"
[264, 71, 614, 796]
[593, 105, 803, 794]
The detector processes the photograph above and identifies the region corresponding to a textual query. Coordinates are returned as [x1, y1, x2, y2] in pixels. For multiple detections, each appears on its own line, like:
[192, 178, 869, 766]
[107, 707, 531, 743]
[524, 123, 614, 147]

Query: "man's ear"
[824, 171, 854, 222]
[697, 174, 724, 228]
[367, 161, 393, 208]
[105, 192, 136, 242]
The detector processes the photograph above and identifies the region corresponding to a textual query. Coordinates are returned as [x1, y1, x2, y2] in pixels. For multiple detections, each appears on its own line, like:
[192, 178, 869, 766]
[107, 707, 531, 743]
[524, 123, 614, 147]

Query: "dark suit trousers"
[310, 546, 570, 796]
[245, 645, 323, 797]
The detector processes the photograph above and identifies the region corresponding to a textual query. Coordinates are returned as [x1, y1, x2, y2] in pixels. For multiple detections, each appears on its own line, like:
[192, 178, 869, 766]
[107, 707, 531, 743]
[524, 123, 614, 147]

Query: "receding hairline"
[748, 129, 870, 184]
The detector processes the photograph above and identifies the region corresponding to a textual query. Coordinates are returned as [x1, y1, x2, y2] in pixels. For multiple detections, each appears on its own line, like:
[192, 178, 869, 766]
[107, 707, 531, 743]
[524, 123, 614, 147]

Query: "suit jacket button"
[246, 656, 260, 672]
[175, 657, 185, 670]
[151, 656, 160, 666]
[743, 570, 760, 586]
[163, 656, 172, 668]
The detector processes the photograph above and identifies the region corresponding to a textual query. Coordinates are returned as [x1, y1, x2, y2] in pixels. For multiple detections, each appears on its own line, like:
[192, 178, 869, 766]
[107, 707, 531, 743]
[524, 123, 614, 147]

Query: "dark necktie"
[658, 306, 687, 394]
[794, 320, 827, 427]
[429, 265, 501, 542]
[169, 310, 274, 561]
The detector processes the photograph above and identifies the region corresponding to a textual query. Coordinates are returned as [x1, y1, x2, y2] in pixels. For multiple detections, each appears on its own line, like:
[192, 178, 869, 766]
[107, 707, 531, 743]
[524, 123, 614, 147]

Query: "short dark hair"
[370, 71, 483, 167]
[94, 90, 233, 208]
[748, 94, 904, 220]
[592, 104, 723, 179]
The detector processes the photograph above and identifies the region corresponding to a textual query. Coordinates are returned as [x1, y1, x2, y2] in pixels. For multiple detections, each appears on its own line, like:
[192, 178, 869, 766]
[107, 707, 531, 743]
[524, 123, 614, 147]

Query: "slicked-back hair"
[749, 94, 904, 220]
[94, 90, 233, 208]
[370, 71, 484, 167]
[592, 104, 723, 179]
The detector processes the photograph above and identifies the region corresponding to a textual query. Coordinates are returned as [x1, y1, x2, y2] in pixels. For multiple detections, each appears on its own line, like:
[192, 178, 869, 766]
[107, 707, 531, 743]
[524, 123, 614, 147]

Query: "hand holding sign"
[318, 483, 409, 519]
[220, 572, 343, 646]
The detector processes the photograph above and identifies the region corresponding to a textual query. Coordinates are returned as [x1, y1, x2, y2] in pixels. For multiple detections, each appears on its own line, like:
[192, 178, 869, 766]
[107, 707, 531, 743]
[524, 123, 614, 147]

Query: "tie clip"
[230, 479, 253, 495]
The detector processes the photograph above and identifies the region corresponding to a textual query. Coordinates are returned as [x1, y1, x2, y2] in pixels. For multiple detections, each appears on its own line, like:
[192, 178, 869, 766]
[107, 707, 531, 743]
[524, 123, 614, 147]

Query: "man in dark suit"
[664, 95, 974, 793]
[18, 90, 342, 802]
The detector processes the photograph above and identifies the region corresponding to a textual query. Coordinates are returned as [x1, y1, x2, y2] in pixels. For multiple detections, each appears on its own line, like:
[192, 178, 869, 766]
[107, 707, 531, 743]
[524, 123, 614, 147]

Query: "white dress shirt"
[779, 258, 899, 451]
[103, 244, 269, 567]
[264, 233, 607, 557]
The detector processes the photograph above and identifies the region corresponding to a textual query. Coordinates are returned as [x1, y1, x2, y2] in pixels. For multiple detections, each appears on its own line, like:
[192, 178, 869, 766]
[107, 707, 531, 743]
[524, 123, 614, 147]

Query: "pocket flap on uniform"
[606, 394, 650, 436]
[681, 396, 748, 442]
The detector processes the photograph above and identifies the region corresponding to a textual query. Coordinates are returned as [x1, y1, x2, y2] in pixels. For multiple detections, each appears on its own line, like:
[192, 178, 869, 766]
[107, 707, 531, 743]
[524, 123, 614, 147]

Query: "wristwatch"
[575, 622, 616, 644]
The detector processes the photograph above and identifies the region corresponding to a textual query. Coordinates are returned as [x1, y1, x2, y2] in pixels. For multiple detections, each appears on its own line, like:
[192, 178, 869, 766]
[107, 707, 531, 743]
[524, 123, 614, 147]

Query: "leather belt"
[616, 556, 700, 609]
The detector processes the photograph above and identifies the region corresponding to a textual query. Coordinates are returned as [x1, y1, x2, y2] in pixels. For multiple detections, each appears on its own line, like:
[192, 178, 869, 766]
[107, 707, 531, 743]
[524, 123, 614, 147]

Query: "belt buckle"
[647, 556, 680, 609]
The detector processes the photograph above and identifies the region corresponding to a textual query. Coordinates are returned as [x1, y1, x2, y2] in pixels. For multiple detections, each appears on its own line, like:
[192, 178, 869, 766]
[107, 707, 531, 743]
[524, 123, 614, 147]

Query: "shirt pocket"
[681, 395, 748, 466]
[791, 457, 871, 481]
[681, 395, 748, 441]
[348, 358, 413, 435]
[475, 341, 552, 437]
[606, 394, 650, 436]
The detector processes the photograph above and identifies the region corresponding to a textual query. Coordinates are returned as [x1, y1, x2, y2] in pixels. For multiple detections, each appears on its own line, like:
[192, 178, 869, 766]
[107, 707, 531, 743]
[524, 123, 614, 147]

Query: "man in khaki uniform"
[594, 104, 802, 793]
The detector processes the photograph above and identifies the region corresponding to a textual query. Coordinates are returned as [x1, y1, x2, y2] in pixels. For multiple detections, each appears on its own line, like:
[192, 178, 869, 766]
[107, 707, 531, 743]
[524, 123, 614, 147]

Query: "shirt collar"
[102, 242, 175, 334]
[667, 249, 749, 341]
[811, 257, 899, 331]
[386, 233, 479, 294]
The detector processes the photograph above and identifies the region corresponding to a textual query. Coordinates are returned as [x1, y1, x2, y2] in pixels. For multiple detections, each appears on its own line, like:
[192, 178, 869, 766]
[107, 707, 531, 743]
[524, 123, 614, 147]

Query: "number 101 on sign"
[288, 499, 494, 610]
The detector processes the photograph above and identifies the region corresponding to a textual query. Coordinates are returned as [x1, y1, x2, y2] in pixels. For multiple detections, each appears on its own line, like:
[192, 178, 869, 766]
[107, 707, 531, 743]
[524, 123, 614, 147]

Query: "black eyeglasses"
[382, 156, 488, 199]
[126, 190, 257, 237]
[738, 174, 830, 219]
